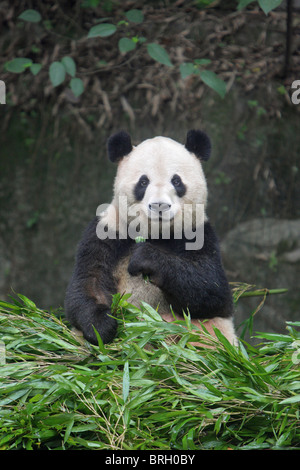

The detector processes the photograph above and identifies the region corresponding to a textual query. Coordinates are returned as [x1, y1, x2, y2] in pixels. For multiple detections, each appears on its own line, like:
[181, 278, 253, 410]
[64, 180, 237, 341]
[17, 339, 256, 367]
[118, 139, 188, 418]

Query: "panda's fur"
[65, 130, 236, 346]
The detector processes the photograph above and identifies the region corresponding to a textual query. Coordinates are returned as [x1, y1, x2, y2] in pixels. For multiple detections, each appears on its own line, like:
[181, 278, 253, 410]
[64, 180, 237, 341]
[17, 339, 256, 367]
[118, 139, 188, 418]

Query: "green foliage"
[237, 0, 284, 14]
[118, 37, 137, 54]
[87, 23, 117, 38]
[237, 0, 256, 9]
[146, 43, 173, 67]
[9, 7, 226, 98]
[61, 57, 76, 78]
[18, 9, 41, 23]
[70, 78, 84, 97]
[48, 58, 84, 96]
[9, 3, 286, 99]
[179, 59, 227, 97]
[4, 58, 32, 74]
[179, 63, 196, 80]
[258, 0, 283, 15]
[125, 9, 144, 24]
[0, 292, 299, 450]
[199, 70, 227, 99]
[49, 62, 66, 87]
[30, 64, 42, 76]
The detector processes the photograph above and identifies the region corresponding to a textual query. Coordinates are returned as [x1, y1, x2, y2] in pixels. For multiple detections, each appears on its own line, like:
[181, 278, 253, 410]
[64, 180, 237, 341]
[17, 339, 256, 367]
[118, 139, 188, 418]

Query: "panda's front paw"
[80, 308, 118, 345]
[128, 244, 163, 286]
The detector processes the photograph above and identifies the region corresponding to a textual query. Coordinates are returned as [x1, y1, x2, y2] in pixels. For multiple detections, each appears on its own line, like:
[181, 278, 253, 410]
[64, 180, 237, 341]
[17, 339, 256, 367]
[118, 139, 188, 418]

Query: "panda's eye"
[134, 174, 149, 201]
[139, 177, 149, 187]
[171, 174, 186, 197]
[172, 177, 181, 186]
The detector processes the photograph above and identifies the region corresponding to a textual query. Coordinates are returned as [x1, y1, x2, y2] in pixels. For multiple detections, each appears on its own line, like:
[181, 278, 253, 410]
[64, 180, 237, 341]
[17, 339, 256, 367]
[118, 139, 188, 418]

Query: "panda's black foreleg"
[128, 240, 232, 320]
[65, 217, 120, 345]
[65, 280, 118, 345]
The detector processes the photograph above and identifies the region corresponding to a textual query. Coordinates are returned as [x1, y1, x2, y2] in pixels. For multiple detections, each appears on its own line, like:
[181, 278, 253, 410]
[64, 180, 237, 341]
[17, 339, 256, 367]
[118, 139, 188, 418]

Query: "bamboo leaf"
[122, 361, 130, 402]
[280, 395, 300, 405]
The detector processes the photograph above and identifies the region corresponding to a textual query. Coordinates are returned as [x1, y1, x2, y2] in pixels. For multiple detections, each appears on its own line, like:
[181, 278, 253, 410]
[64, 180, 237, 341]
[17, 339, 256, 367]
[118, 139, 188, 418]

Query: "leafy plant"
[0, 290, 299, 450]
[146, 43, 173, 68]
[5, 2, 285, 99]
[237, 0, 284, 14]
[18, 9, 41, 23]
[4, 58, 33, 74]
[199, 70, 227, 99]
[87, 23, 117, 38]
[125, 9, 144, 24]
[49, 57, 84, 97]
[179, 59, 227, 97]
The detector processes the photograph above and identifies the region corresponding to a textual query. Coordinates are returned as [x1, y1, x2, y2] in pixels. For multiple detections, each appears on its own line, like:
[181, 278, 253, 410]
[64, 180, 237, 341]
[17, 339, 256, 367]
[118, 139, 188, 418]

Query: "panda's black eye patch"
[134, 174, 150, 201]
[171, 174, 186, 197]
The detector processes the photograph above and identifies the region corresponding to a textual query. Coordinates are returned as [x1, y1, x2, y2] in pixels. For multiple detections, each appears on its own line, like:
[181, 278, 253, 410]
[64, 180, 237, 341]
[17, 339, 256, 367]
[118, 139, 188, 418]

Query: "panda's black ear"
[107, 131, 133, 163]
[185, 130, 211, 161]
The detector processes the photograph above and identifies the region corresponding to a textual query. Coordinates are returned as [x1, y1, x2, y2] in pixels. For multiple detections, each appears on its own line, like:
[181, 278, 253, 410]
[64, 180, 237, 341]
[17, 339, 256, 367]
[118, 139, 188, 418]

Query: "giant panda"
[65, 130, 236, 346]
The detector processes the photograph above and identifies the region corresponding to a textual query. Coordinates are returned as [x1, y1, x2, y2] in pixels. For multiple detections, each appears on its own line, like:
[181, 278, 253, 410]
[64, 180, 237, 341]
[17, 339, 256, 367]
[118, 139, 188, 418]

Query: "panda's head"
[106, 130, 211, 239]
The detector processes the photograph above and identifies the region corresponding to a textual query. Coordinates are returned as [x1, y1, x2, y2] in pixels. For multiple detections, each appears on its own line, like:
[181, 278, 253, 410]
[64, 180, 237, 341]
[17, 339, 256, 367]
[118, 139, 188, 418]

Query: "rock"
[282, 248, 300, 263]
[221, 218, 300, 340]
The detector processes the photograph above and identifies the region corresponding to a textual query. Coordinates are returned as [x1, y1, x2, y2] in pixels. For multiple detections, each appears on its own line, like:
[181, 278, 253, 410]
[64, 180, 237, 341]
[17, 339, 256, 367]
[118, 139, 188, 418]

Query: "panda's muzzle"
[148, 202, 172, 219]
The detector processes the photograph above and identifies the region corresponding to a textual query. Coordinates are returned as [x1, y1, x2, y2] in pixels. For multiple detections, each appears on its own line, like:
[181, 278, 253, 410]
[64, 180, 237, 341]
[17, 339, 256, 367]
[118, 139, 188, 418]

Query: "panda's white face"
[112, 136, 208, 235]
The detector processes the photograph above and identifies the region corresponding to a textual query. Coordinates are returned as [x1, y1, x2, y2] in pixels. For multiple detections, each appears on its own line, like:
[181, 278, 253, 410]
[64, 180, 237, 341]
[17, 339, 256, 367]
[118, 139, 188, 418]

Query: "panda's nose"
[148, 202, 171, 213]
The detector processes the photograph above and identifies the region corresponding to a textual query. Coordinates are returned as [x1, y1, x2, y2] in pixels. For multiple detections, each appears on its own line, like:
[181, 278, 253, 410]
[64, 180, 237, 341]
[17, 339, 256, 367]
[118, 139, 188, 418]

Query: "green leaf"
[125, 9, 144, 24]
[30, 63, 42, 76]
[199, 70, 226, 98]
[87, 23, 116, 38]
[279, 395, 300, 405]
[49, 61, 66, 87]
[123, 361, 130, 402]
[194, 58, 211, 65]
[18, 9, 41, 23]
[17, 294, 36, 309]
[70, 78, 84, 97]
[61, 56, 76, 77]
[4, 58, 32, 74]
[237, 0, 255, 10]
[118, 37, 136, 54]
[180, 62, 195, 79]
[258, 0, 283, 14]
[146, 43, 173, 67]
[141, 302, 163, 321]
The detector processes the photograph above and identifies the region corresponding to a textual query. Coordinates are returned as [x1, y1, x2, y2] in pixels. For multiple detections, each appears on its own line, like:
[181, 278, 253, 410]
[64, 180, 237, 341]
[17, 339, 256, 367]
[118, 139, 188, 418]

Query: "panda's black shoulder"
[76, 216, 131, 260]
[202, 221, 221, 253]
[76, 217, 101, 254]
[173, 221, 221, 256]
